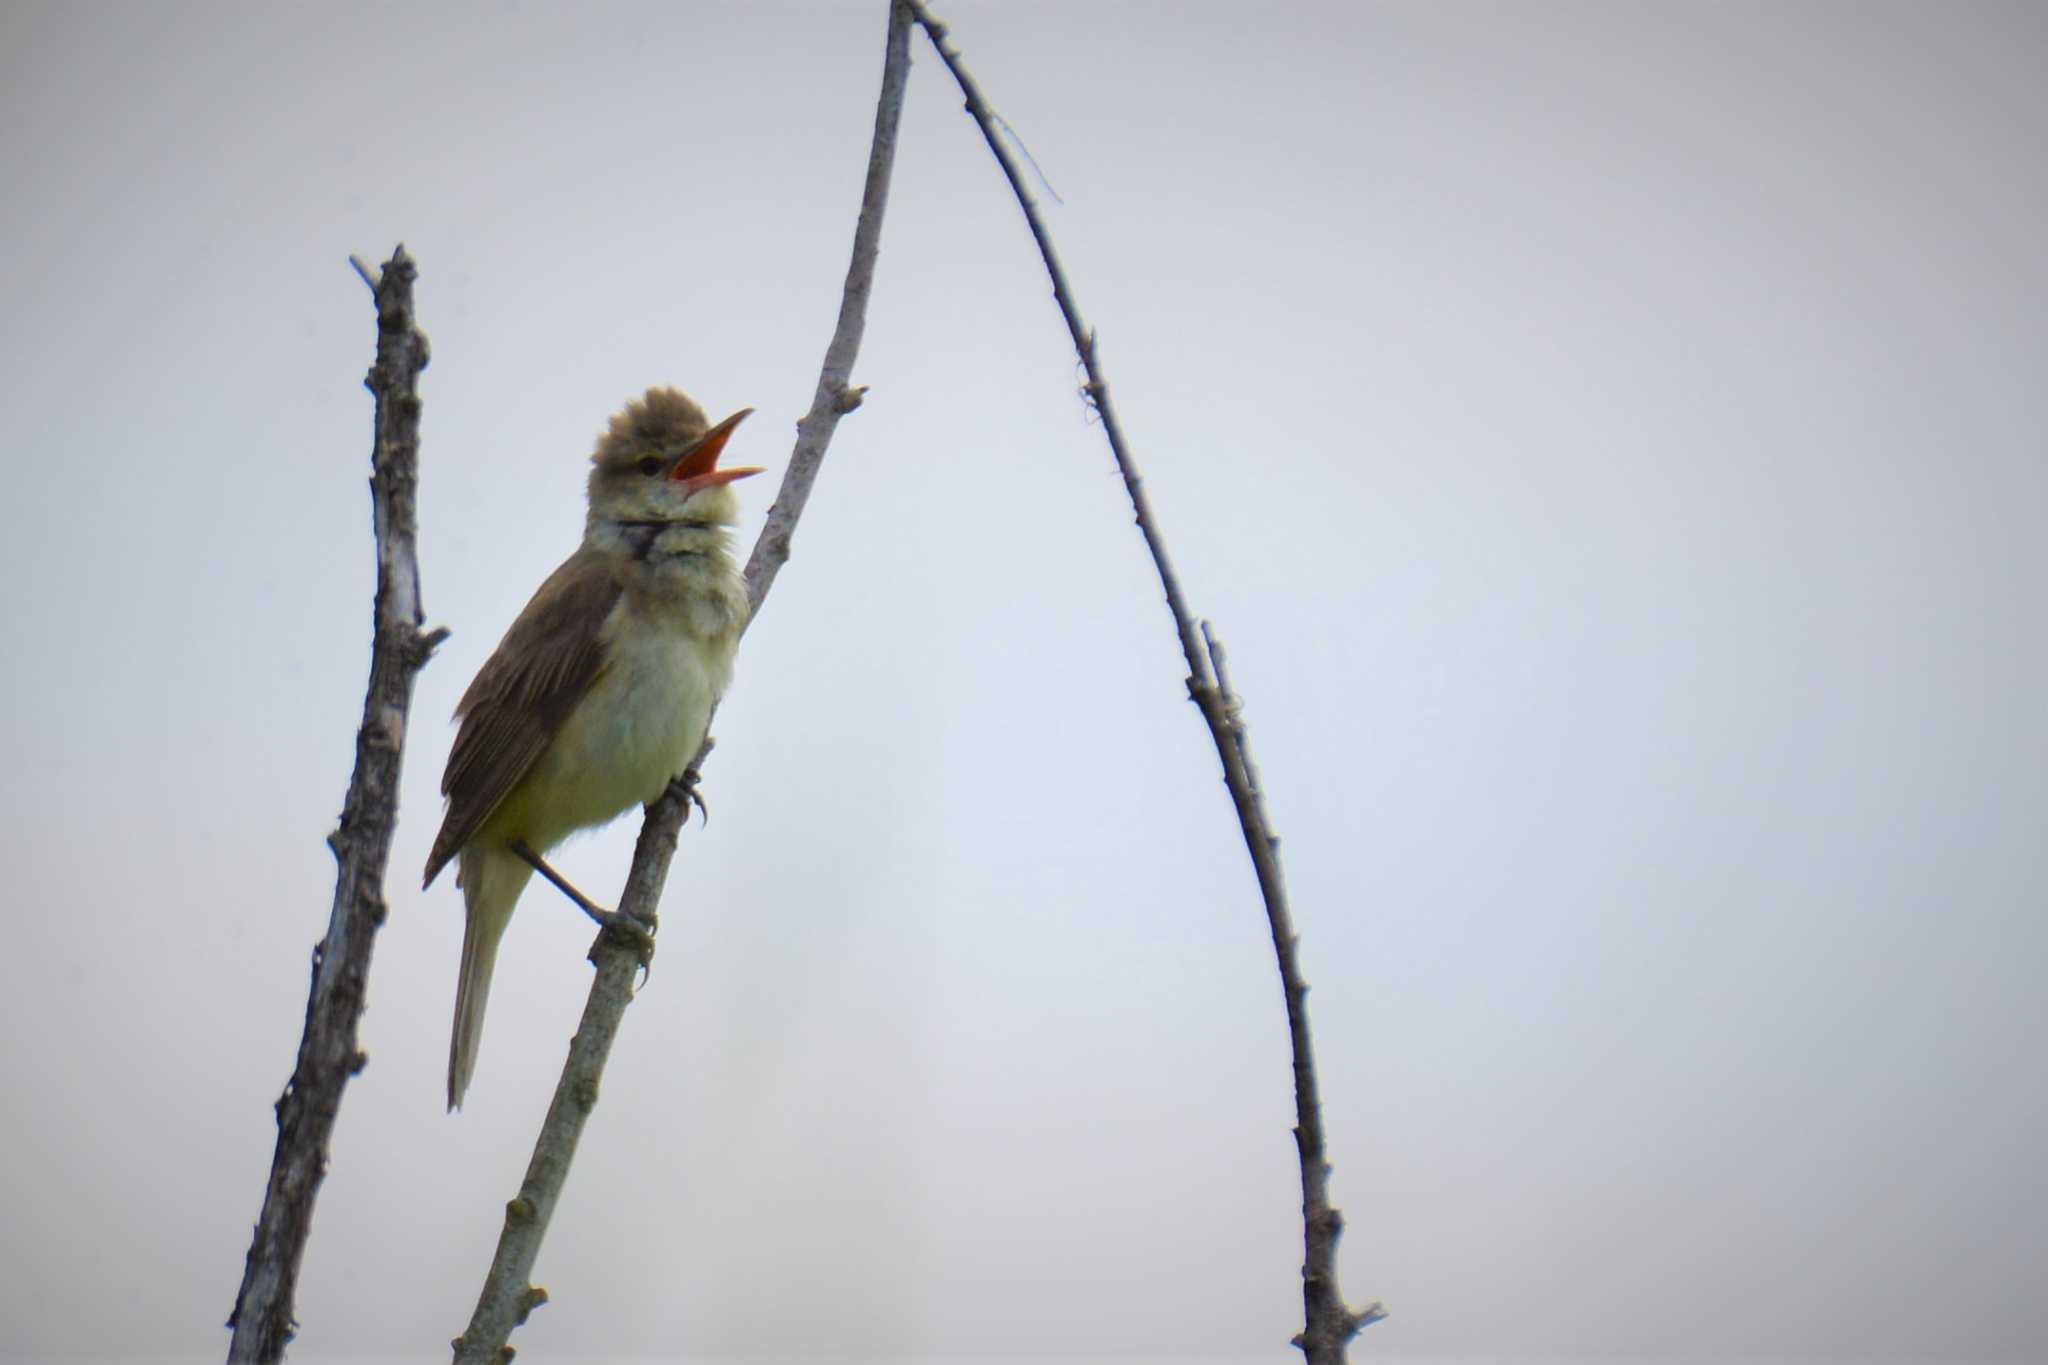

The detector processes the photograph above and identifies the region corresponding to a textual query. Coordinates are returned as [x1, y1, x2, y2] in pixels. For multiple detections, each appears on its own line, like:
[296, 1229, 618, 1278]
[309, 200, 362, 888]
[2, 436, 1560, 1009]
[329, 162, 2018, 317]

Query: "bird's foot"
[666, 765, 710, 826]
[590, 906, 657, 980]
[509, 838, 656, 981]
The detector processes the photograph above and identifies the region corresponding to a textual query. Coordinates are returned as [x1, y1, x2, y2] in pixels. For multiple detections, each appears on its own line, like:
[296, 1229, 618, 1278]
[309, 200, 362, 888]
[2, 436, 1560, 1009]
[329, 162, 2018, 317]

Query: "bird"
[424, 386, 761, 1110]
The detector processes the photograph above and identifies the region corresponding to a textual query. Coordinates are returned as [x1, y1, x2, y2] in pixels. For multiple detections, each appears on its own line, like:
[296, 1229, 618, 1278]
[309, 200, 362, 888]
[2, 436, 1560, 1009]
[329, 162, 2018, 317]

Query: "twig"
[989, 111, 1064, 206]
[448, 6, 914, 1360]
[228, 246, 444, 1364]
[744, 2, 907, 616]
[900, 5, 1386, 1358]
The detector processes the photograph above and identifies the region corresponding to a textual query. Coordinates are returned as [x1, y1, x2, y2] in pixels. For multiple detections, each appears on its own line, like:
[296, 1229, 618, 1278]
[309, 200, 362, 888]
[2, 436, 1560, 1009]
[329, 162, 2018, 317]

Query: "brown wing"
[422, 551, 623, 887]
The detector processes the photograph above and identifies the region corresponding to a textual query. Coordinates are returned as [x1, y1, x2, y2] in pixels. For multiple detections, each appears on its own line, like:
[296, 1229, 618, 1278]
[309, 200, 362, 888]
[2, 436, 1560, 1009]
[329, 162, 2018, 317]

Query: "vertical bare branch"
[449, 6, 914, 1360]
[229, 246, 445, 1364]
[899, 6, 1387, 1358]
[744, 0, 905, 614]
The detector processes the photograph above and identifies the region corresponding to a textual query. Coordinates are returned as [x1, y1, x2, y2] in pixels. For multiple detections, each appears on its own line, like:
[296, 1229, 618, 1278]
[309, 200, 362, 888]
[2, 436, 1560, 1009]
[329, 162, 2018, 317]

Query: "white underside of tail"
[449, 843, 532, 1110]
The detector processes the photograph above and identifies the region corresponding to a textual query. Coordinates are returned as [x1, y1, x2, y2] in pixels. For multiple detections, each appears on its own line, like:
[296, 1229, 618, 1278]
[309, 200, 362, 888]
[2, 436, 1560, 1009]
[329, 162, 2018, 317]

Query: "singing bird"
[424, 387, 761, 1110]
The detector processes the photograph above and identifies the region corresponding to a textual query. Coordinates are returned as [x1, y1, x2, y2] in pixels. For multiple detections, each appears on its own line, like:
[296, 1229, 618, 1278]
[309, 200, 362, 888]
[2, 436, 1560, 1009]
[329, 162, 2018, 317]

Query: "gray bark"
[901, 7, 1388, 1357]
[228, 246, 445, 1364]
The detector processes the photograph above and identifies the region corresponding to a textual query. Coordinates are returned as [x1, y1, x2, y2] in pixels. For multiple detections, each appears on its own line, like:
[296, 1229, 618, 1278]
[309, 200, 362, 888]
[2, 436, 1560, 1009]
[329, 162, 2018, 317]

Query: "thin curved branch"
[229, 246, 445, 1364]
[899, 6, 1387, 1359]
[449, 6, 914, 1360]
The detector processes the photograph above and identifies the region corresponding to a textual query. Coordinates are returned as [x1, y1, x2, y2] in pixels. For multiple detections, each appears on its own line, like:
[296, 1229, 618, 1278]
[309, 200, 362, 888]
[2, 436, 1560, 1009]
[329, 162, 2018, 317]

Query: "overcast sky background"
[3, 2, 2044, 1362]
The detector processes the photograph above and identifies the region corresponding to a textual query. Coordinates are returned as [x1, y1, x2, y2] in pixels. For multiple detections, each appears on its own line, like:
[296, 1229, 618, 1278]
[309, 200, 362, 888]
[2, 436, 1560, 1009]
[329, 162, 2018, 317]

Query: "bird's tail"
[448, 844, 532, 1111]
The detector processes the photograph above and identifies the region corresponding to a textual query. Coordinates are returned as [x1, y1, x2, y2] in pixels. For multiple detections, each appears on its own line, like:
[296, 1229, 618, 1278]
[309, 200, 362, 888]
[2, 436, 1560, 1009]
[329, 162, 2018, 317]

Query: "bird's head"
[587, 387, 761, 529]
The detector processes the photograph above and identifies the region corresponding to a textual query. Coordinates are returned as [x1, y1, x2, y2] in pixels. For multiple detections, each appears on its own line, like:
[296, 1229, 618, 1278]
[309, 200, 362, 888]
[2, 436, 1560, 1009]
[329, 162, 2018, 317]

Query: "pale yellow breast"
[488, 598, 735, 853]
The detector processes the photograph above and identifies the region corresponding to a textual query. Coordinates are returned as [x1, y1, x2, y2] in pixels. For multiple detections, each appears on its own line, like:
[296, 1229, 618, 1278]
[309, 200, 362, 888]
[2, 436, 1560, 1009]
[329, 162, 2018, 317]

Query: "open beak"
[669, 407, 762, 495]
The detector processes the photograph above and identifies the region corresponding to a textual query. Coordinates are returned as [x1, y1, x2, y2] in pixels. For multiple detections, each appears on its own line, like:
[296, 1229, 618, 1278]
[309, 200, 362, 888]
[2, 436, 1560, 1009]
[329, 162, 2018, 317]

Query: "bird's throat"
[611, 518, 727, 565]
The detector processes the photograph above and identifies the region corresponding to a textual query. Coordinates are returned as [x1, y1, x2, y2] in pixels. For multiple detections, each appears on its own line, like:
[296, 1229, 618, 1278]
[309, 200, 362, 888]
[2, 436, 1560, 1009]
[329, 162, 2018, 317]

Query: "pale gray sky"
[2, 2, 2043, 1362]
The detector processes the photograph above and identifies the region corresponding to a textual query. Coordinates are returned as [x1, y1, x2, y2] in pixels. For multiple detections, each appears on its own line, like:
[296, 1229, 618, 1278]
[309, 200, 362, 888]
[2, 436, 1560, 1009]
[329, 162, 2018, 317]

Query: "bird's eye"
[636, 456, 664, 477]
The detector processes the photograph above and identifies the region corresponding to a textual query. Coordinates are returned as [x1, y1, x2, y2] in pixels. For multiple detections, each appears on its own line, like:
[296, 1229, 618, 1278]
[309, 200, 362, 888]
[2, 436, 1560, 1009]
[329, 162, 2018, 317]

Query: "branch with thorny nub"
[448, 6, 915, 1362]
[229, 245, 447, 1365]
[901, 4, 1387, 1358]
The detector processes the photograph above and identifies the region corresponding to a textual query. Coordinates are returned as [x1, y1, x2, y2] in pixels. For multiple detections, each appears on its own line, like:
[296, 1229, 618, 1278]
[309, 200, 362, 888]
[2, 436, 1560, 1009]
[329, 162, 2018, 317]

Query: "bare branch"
[901, 5, 1386, 1358]
[449, 6, 914, 1360]
[743, 2, 909, 618]
[229, 246, 443, 1364]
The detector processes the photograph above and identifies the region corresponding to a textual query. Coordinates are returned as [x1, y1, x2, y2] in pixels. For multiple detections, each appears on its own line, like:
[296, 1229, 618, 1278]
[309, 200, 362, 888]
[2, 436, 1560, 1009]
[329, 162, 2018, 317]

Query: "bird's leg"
[507, 839, 656, 969]
[664, 763, 710, 826]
